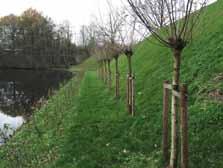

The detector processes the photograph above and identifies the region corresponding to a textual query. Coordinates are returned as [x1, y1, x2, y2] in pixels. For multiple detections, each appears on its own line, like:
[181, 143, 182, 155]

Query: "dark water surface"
[0, 69, 73, 143]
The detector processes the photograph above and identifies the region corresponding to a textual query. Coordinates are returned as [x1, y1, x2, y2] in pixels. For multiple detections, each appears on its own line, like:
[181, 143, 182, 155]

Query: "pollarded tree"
[93, 4, 126, 96]
[94, 46, 106, 80]
[118, 13, 143, 116]
[127, 0, 208, 167]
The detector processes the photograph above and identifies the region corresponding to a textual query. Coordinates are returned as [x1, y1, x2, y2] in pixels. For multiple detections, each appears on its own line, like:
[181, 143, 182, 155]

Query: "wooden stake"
[180, 85, 189, 168]
[126, 74, 130, 114]
[131, 75, 135, 116]
[108, 60, 112, 89]
[115, 58, 120, 98]
[102, 60, 106, 82]
[115, 72, 120, 98]
[163, 80, 170, 166]
[104, 60, 108, 84]
[129, 75, 133, 115]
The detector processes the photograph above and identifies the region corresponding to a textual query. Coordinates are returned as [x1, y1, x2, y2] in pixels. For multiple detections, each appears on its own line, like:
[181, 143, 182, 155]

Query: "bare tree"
[93, 4, 126, 95]
[127, 0, 208, 167]
[118, 13, 141, 116]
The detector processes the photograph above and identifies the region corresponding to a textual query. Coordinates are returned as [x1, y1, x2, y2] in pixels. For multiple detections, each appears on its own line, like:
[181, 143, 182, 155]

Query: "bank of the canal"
[0, 56, 166, 168]
[0, 58, 98, 168]
[0, 68, 74, 145]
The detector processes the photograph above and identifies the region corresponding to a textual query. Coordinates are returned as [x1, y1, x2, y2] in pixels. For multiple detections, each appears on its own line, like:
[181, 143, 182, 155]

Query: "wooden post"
[126, 74, 130, 114]
[104, 60, 108, 84]
[131, 74, 135, 116]
[116, 72, 120, 98]
[129, 75, 133, 115]
[115, 58, 120, 98]
[126, 73, 135, 116]
[108, 60, 112, 89]
[129, 75, 131, 114]
[102, 60, 105, 82]
[180, 85, 189, 168]
[163, 80, 170, 166]
[97, 62, 100, 79]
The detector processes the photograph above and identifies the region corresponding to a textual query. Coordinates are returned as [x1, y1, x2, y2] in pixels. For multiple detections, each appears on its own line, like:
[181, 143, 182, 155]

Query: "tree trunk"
[127, 56, 132, 75]
[126, 56, 134, 115]
[169, 49, 182, 168]
[115, 58, 120, 98]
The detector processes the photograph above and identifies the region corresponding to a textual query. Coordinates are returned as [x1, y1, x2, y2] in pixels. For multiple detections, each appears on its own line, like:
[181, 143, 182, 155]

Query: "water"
[0, 69, 73, 144]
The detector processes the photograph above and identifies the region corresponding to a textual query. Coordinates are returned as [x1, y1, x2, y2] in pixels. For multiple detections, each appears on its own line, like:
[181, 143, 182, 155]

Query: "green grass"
[1, 1, 223, 168]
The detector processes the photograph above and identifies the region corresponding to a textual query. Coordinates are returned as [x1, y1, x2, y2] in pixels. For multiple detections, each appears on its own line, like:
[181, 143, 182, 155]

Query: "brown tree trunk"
[127, 56, 132, 75]
[170, 49, 182, 168]
[115, 58, 120, 98]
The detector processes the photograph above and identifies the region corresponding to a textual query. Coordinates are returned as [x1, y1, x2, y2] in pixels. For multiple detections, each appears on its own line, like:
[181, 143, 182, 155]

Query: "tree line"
[0, 8, 90, 69]
[81, 0, 209, 168]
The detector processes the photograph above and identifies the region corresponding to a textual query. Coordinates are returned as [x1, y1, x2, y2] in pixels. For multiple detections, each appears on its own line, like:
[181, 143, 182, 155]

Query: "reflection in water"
[0, 69, 73, 144]
[0, 81, 34, 117]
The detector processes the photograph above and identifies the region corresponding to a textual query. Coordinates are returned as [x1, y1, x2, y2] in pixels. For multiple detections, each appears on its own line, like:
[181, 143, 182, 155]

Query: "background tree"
[0, 8, 89, 69]
[0, 14, 19, 54]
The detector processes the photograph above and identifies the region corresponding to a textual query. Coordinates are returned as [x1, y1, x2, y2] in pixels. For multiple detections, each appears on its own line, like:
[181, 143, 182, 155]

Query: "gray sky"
[0, 0, 217, 43]
[0, 0, 123, 31]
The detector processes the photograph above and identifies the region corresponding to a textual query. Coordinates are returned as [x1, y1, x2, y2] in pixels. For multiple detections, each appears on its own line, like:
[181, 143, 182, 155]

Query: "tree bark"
[169, 48, 182, 168]
[127, 56, 132, 75]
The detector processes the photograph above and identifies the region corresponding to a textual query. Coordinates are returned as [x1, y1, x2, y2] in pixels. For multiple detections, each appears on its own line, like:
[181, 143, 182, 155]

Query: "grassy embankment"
[0, 1, 223, 168]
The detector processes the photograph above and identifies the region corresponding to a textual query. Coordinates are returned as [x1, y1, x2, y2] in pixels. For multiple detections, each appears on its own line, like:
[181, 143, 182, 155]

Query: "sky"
[0, 0, 123, 33]
[0, 0, 217, 42]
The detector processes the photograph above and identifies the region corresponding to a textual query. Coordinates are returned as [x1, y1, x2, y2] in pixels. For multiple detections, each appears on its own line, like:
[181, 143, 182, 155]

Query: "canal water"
[0, 69, 73, 144]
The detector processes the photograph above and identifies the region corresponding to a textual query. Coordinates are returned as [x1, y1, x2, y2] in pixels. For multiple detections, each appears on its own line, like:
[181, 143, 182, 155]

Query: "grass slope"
[0, 1, 223, 168]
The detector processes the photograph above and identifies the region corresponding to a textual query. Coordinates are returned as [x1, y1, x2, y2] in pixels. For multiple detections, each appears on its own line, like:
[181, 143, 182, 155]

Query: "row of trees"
[0, 8, 90, 69]
[80, 0, 209, 168]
